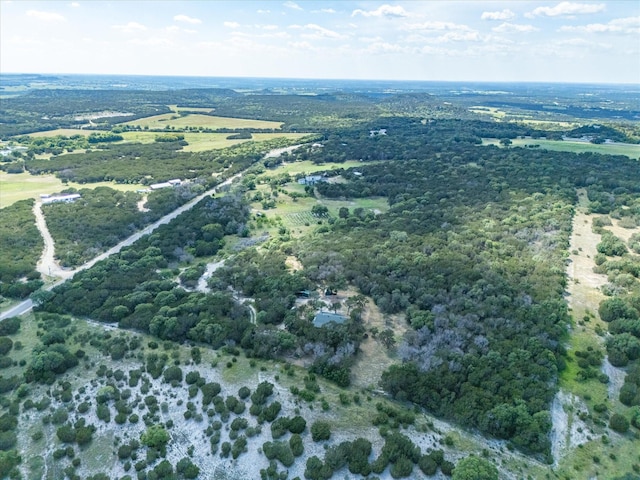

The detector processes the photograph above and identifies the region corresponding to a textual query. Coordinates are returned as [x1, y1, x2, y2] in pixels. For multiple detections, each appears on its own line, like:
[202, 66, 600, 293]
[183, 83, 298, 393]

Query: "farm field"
[26, 129, 95, 138]
[168, 104, 215, 113]
[120, 112, 284, 130]
[483, 137, 640, 159]
[0, 171, 143, 208]
[119, 131, 311, 152]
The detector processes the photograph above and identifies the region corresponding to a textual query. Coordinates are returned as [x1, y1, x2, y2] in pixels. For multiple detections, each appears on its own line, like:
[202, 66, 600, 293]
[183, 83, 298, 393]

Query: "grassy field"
[0, 171, 143, 208]
[168, 104, 215, 113]
[483, 137, 640, 159]
[120, 112, 283, 130]
[26, 129, 95, 138]
[119, 131, 311, 152]
[259, 159, 372, 178]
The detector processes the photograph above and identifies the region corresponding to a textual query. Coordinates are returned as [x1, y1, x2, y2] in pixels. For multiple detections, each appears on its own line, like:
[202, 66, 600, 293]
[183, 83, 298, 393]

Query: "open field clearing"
[260, 159, 373, 178]
[483, 137, 640, 159]
[26, 129, 95, 138]
[0, 171, 143, 208]
[120, 112, 284, 130]
[168, 104, 215, 113]
[118, 131, 310, 152]
[555, 188, 640, 478]
[470, 107, 579, 128]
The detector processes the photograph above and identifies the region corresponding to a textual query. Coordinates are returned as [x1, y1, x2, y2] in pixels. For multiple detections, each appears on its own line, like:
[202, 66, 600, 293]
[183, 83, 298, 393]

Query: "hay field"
[0, 171, 142, 208]
[118, 131, 310, 152]
[483, 138, 640, 159]
[120, 113, 283, 130]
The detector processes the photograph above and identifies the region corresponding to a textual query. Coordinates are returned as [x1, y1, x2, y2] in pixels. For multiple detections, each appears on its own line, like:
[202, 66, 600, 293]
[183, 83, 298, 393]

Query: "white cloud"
[557, 38, 611, 49]
[112, 22, 147, 33]
[224, 21, 240, 28]
[283, 1, 303, 11]
[70, 2, 80, 7]
[438, 31, 481, 42]
[481, 9, 515, 21]
[288, 41, 314, 50]
[166, 25, 180, 33]
[129, 37, 172, 47]
[259, 24, 279, 30]
[403, 21, 473, 32]
[174, 14, 202, 25]
[560, 16, 640, 34]
[364, 42, 407, 54]
[313, 8, 336, 14]
[257, 9, 270, 14]
[26, 10, 66, 22]
[526, 2, 605, 18]
[492, 23, 539, 33]
[352, 4, 410, 18]
[291, 23, 346, 39]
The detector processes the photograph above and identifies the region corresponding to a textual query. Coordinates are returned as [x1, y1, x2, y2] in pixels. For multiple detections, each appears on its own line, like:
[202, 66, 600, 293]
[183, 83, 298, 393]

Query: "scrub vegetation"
[0, 78, 639, 479]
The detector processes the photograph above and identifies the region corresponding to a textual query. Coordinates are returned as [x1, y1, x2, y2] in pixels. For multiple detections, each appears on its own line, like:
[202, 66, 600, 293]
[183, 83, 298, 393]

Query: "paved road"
[1, 143, 305, 322]
[0, 173, 242, 321]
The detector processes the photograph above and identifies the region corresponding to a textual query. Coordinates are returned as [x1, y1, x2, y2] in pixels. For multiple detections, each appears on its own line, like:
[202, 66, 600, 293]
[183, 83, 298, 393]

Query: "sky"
[1, 1, 639, 84]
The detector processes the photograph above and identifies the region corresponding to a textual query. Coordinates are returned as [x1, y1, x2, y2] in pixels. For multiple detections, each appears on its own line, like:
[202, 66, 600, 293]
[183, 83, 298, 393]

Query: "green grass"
[483, 138, 640, 159]
[168, 104, 215, 113]
[120, 112, 284, 130]
[556, 436, 640, 479]
[260, 160, 373, 178]
[0, 171, 144, 208]
[27, 129, 95, 138]
[118, 131, 310, 152]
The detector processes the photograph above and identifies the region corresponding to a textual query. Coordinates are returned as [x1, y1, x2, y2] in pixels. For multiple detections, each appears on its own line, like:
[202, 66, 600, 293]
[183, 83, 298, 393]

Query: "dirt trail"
[33, 200, 74, 280]
[552, 189, 606, 463]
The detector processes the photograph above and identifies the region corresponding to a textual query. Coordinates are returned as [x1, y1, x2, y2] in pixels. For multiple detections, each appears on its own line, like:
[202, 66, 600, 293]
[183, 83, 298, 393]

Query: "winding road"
[1, 144, 303, 321]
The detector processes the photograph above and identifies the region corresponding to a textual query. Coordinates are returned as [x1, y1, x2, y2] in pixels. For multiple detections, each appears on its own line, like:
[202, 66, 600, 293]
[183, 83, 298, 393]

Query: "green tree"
[141, 425, 170, 452]
[452, 456, 499, 480]
[310, 420, 331, 442]
[609, 413, 630, 433]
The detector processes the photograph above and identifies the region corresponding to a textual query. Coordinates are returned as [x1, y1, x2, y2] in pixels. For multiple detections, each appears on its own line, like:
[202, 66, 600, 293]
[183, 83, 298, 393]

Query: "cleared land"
[120, 113, 283, 130]
[483, 137, 640, 159]
[555, 188, 640, 478]
[118, 131, 310, 152]
[168, 104, 215, 113]
[26, 129, 95, 138]
[0, 171, 143, 208]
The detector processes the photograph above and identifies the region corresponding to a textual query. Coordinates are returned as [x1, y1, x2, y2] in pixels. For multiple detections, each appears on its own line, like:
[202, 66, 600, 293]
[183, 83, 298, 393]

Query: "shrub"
[610, 413, 630, 433]
[311, 421, 331, 442]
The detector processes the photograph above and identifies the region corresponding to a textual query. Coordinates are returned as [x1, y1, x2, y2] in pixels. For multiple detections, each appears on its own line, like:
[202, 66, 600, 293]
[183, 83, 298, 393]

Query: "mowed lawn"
[120, 113, 283, 130]
[483, 137, 640, 159]
[0, 171, 143, 208]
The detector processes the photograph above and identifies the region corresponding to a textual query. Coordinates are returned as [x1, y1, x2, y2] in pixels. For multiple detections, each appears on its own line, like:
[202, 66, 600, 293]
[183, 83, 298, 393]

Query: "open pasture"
[483, 137, 640, 159]
[260, 159, 372, 178]
[0, 171, 143, 208]
[120, 112, 284, 130]
[25, 129, 95, 138]
[168, 104, 215, 113]
[118, 131, 311, 152]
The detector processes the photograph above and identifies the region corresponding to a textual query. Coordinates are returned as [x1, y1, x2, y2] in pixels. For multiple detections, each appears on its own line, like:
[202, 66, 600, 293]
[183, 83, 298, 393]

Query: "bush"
[610, 413, 630, 433]
[311, 421, 331, 442]
[176, 457, 200, 479]
[390, 456, 413, 478]
[163, 365, 183, 384]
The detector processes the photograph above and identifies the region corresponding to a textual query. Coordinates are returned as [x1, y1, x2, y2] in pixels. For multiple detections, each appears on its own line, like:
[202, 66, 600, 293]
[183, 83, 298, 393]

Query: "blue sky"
[1, 1, 638, 83]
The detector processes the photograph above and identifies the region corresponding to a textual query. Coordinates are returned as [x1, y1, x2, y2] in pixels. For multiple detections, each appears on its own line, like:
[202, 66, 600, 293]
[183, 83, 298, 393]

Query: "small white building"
[149, 179, 182, 190]
[41, 194, 82, 204]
